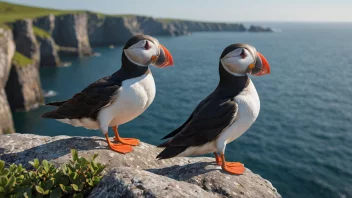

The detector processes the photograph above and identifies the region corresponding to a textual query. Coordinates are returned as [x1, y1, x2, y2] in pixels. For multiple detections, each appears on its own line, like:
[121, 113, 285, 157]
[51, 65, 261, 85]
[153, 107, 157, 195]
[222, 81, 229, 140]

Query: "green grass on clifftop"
[0, 1, 76, 23]
[33, 26, 50, 39]
[12, 51, 33, 67]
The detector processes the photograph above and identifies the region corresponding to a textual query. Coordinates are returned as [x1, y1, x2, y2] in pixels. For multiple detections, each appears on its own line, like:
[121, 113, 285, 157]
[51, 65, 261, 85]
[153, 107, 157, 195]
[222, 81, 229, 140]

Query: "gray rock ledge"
[0, 134, 281, 198]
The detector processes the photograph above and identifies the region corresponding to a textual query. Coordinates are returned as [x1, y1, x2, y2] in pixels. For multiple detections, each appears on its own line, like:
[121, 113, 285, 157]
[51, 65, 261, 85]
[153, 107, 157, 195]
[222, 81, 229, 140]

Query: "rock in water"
[0, 134, 281, 198]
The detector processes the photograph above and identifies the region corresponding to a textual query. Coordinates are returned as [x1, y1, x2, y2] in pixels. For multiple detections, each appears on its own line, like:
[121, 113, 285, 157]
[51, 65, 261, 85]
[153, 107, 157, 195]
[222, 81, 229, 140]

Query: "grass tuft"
[33, 26, 51, 39]
[12, 51, 33, 67]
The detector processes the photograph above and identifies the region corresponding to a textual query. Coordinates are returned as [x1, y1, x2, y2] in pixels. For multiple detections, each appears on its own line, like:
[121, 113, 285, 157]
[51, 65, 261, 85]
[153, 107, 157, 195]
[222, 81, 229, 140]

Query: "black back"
[41, 35, 151, 120]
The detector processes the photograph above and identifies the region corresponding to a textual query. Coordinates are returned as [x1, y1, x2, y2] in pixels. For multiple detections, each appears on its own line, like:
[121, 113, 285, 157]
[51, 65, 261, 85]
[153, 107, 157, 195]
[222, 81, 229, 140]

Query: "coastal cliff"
[87, 13, 263, 46]
[5, 19, 44, 111]
[0, 26, 15, 134]
[165, 20, 247, 34]
[53, 13, 93, 56]
[0, 134, 281, 198]
[33, 15, 60, 66]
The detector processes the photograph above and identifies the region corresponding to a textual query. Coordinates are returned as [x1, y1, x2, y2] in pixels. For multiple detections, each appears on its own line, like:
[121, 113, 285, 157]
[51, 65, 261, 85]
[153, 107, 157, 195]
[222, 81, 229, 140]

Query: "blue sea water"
[12, 23, 352, 198]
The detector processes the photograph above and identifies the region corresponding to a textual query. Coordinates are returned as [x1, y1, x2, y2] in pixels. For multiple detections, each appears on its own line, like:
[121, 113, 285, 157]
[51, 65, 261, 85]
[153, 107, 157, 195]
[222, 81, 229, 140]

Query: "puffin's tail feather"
[41, 110, 64, 119]
[45, 100, 66, 106]
[156, 146, 187, 160]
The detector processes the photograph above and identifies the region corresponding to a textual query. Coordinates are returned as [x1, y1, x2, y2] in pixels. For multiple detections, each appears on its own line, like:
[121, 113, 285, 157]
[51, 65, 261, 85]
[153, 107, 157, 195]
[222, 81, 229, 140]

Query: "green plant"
[0, 149, 105, 198]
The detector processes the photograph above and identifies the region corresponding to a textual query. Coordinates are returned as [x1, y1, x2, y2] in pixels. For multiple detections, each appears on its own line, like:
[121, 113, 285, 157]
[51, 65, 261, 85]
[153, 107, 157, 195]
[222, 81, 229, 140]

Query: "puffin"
[41, 35, 174, 154]
[157, 43, 270, 175]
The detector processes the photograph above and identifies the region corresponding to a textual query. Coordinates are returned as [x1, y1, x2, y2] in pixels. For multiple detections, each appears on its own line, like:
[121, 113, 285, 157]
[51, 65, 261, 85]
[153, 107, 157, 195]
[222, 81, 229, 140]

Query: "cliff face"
[33, 15, 60, 67]
[33, 14, 56, 34]
[137, 16, 175, 36]
[36, 35, 60, 67]
[11, 20, 40, 68]
[88, 14, 180, 46]
[248, 25, 273, 32]
[5, 20, 44, 111]
[167, 20, 247, 33]
[88, 14, 264, 46]
[0, 27, 15, 134]
[88, 15, 140, 46]
[53, 13, 93, 56]
[0, 134, 282, 198]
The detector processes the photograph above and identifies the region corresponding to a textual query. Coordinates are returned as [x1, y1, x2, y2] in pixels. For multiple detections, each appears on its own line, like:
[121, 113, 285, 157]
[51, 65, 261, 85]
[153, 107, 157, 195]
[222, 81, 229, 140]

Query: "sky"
[4, 0, 352, 22]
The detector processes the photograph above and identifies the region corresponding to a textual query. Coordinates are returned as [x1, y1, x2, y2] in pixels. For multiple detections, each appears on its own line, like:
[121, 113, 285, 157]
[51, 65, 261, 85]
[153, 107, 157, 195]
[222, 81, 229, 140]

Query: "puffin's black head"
[220, 43, 270, 76]
[123, 35, 174, 68]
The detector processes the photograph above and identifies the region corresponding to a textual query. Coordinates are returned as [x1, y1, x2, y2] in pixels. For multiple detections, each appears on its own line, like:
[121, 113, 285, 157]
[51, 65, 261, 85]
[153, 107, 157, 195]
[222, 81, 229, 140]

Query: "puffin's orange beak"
[152, 44, 174, 68]
[252, 52, 270, 76]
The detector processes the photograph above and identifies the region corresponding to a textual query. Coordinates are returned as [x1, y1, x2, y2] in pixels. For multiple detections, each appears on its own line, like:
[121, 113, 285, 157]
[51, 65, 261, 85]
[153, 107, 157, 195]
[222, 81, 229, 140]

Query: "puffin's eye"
[240, 49, 246, 58]
[144, 41, 150, 50]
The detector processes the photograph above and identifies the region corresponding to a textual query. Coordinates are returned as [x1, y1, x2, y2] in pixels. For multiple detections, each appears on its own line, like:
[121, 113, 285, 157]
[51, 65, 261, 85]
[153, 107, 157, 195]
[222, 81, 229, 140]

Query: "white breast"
[100, 72, 156, 129]
[177, 79, 260, 157]
[57, 72, 156, 133]
[217, 79, 260, 146]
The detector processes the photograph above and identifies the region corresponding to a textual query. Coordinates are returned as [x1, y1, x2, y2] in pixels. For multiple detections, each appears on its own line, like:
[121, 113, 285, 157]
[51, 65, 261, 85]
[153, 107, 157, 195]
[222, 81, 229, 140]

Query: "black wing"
[41, 76, 121, 120]
[157, 95, 238, 159]
[160, 97, 209, 140]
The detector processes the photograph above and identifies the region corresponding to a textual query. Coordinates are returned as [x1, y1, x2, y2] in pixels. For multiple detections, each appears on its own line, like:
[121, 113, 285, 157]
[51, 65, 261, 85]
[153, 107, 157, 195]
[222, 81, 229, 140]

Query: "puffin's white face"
[124, 39, 160, 67]
[220, 47, 257, 76]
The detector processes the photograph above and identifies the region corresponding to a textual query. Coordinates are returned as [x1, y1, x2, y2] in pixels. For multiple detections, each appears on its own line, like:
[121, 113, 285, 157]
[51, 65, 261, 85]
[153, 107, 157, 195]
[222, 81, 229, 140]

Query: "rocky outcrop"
[88, 15, 141, 46]
[11, 19, 40, 68]
[165, 20, 247, 34]
[36, 36, 60, 66]
[4, 20, 44, 111]
[34, 28, 60, 67]
[248, 25, 273, 32]
[53, 13, 93, 56]
[137, 16, 175, 36]
[33, 14, 56, 34]
[5, 55, 44, 111]
[33, 15, 60, 66]
[88, 14, 256, 46]
[0, 26, 15, 134]
[0, 134, 281, 198]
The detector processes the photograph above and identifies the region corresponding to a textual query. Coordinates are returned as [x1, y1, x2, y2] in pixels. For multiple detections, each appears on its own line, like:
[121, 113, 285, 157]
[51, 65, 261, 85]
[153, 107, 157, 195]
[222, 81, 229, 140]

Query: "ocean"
[12, 23, 352, 198]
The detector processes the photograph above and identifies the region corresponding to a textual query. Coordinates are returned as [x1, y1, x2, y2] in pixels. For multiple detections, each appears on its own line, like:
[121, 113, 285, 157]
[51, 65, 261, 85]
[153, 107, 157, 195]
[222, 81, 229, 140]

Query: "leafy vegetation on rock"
[0, 149, 105, 198]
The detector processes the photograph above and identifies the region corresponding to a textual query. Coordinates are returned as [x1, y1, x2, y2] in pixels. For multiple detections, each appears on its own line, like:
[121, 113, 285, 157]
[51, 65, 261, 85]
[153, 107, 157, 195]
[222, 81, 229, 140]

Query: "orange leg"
[105, 134, 133, 154]
[113, 126, 140, 146]
[217, 153, 245, 175]
[214, 152, 222, 166]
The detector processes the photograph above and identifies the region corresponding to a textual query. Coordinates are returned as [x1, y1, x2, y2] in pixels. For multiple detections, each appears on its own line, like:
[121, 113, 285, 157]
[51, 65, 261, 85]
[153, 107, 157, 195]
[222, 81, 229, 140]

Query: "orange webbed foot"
[222, 162, 245, 175]
[113, 126, 140, 146]
[114, 137, 140, 146]
[105, 134, 133, 154]
[219, 153, 245, 175]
